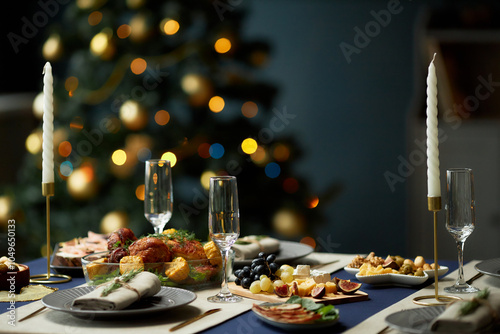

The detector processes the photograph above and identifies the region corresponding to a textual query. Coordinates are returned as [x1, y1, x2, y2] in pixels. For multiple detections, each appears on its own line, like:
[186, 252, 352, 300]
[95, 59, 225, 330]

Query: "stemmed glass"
[207, 176, 242, 303]
[444, 168, 479, 293]
[144, 159, 173, 234]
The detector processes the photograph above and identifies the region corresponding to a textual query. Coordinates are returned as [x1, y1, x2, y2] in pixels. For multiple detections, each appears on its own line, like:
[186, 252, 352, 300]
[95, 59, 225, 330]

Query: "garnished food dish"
[52, 231, 108, 267]
[234, 253, 361, 299]
[348, 253, 439, 276]
[252, 296, 339, 327]
[82, 228, 222, 288]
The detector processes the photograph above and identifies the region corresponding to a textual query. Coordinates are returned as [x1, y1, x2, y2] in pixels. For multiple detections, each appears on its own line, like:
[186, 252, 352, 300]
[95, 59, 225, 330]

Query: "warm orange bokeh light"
[198, 143, 211, 159]
[214, 38, 231, 53]
[300, 236, 316, 249]
[307, 196, 320, 209]
[163, 19, 180, 35]
[241, 101, 258, 118]
[208, 96, 225, 113]
[154, 110, 170, 126]
[88, 11, 102, 26]
[130, 58, 147, 75]
[135, 184, 145, 201]
[273, 144, 290, 161]
[117, 24, 132, 39]
[58, 141, 72, 157]
[65, 76, 79, 93]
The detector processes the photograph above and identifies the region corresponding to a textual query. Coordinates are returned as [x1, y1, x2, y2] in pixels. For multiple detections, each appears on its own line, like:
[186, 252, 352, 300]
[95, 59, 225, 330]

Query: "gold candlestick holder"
[413, 197, 460, 306]
[29, 183, 72, 284]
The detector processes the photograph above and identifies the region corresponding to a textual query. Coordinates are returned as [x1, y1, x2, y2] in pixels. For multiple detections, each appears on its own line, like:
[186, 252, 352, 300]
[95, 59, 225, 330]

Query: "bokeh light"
[32, 92, 44, 119]
[214, 37, 231, 53]
[181, 74, 201, 94]
[25, 131, 42, 154]
[90, 29, 113, 58]
[283, 177, 299, 194]
[58, 141, 72, 157]
[198, 143, 211, 159]
[307, 196, 320, 209]
[117, 24, 132, 39]
[160, 152, 177, 167]
[112, 149, 127, 166]
[60, 161, 73, 177]
[88, 11, 102, 26]
[300, 236, 316, 249]
[65, 76, 79, 96]
[154, 110, 170, 125]
[200, 170, 216, 190]
[250, 146, 266, 163]
[265, 162, 280, 178]
[135, 184, 145, 201]
[273, 144, 290, 161]
[162, 19, 180, 35]
[209, 143, 224, 159]
[208, 96, 225, 113]
[241, 138, 258, 154]
[130, 58, 147, 75]
[70, 116, 84, 131]
[241, 101, 258, 118]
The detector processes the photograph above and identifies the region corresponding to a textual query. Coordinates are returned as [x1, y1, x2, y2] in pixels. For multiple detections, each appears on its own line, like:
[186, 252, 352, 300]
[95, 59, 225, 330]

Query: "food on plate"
[0, 257, 30, 293]
[204, 241, 222, 266]
[164, 257, 190, 282]
[129, 237, 172, 263]
[119, 255, 144, 274]
[234, 253, 357, 299]
[252, 296, 339, 325]
[52, 231, 108, 267]
[352, 253, 439, 276]
[82, 228, 222, 287]
[346, 252, 385, 269]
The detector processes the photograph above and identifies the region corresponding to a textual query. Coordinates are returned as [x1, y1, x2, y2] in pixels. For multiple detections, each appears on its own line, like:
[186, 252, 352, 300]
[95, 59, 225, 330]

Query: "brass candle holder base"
[30, 182, 72, 284]
[412, 196, 458, 306]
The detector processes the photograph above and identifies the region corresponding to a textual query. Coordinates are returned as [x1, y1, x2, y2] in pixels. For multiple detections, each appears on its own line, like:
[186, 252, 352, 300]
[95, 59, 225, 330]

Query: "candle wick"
[431, 53, 436, 63]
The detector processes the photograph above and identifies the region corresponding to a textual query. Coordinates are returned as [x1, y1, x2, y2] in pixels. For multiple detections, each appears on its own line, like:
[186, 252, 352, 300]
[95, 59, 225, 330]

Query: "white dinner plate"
[344, 266, 448, 278]
[234, 241, 313, 266]
[42, 286, 196, 319]
[475, 258, 500, 278]
[385, 306, 445, 333]
[355, 271, 429, 286]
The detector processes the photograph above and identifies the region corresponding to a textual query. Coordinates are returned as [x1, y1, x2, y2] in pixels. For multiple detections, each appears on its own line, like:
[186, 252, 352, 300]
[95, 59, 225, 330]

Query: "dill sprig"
[100, 269, 143, 297]
[459, 288, 490, 316]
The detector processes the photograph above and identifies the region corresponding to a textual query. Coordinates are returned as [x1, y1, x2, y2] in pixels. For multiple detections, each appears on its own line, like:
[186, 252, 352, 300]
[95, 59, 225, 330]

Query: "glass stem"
[219, 249, 230, 295]
[456, 239, 466, 285]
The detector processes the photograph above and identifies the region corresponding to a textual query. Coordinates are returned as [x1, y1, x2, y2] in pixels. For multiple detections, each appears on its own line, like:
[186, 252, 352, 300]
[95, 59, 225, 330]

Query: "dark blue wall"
[244, 0, 429, 255]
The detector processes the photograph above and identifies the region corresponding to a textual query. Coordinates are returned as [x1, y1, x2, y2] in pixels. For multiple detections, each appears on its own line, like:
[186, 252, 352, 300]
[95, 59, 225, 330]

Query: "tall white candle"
[42, 62, 54, 184]
[426, 54, 440, 197]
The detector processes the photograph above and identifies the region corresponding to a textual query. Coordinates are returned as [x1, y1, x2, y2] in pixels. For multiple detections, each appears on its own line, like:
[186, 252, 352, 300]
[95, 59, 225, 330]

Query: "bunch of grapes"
[234, 252, 295, 294]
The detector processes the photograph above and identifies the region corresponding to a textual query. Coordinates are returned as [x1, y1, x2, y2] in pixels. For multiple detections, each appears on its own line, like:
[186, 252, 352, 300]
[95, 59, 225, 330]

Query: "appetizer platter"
[252, 296, 339, 330]
[229, 252, 367, 305]
[344, 252, 448, 285]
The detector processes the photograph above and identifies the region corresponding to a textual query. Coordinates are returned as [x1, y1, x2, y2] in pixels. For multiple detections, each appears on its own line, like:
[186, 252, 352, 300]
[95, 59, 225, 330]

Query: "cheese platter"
[228, 282, 368, 305]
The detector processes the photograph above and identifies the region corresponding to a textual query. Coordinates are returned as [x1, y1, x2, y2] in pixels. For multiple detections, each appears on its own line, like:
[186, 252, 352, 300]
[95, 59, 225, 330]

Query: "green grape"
[260, 274, 268, 280]
[249, 280, 262, 294]
[273, 280, 285, 288]
[281, 271, 293, 283]
[280, 264, 294, 275]
[260, 277, 272, 291]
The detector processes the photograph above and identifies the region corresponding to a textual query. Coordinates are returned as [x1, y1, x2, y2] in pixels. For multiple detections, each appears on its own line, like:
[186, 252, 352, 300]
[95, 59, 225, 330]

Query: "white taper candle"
[42, 62, 54, 184]
[426, 54, 440, 197]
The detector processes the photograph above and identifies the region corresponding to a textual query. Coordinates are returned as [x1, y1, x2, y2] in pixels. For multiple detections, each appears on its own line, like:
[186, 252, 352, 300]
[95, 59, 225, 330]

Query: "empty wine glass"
[144, 159, 173, 234]
[444, 168, 479, 293]
[207, 176, 242, 303]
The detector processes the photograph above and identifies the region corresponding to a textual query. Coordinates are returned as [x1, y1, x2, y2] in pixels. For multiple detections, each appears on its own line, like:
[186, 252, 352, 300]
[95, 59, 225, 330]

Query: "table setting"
[3, 51, 500, 334]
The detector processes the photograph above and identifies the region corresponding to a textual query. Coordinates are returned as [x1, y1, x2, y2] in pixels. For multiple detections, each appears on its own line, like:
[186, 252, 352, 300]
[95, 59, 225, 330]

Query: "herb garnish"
[286, 295, 339, 322]
[100, 269, 143, 297]
[460, 288, 490, 316]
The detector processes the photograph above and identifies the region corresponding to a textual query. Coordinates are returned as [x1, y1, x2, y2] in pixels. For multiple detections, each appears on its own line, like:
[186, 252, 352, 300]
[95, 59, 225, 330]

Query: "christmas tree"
[5, 0, 326, 260]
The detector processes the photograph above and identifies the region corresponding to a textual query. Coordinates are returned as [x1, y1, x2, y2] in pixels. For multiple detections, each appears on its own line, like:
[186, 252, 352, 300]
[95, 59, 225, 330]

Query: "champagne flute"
[144, 159, 173, 234]
[444, 168, 479, 293]
[207, 176, 242, 303]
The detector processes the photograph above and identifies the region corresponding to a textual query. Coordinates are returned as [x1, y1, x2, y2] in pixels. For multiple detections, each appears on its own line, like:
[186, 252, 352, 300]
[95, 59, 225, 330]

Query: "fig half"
[337, 279, 362, 294]
[274, 283, 290, 298]
[311, 286, 326, 299]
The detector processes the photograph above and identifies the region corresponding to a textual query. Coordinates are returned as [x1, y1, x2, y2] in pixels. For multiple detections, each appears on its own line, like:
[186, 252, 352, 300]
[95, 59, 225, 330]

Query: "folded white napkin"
[232, 236, 280, 260]
[431, 290, 500, 332]
[72, 271, 161, 311]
